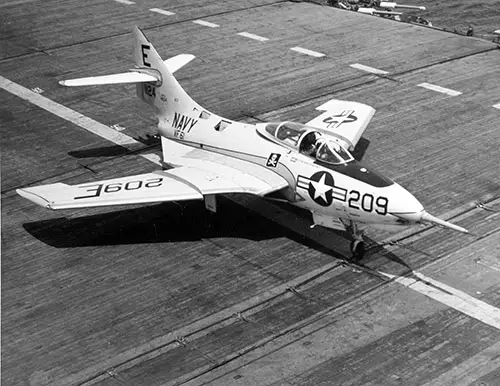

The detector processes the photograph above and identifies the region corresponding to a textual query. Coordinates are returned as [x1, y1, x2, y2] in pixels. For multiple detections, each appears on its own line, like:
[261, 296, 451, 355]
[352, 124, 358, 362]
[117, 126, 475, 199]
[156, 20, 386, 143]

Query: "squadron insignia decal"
[323, 109, 357, 129]
[266, 153, 281, 167]
[297, 172, 347, 207]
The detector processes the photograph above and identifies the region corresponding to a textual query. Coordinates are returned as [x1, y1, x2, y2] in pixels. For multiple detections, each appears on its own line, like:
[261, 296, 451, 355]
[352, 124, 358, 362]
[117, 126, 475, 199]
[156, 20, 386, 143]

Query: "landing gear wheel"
[350, 240, 365, 262]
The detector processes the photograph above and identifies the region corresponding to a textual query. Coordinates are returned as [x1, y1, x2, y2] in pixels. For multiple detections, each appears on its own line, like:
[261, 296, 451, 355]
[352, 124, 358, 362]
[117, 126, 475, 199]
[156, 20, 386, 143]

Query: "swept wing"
[17, 140, 288, 210]
[306, 99, 376, 150]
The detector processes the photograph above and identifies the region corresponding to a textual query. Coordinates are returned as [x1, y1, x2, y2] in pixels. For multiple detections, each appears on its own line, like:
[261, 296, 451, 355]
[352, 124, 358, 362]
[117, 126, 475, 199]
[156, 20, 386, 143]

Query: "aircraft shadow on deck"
[68, 145, 131, 158]
[68, 134, 160, 159]
[23, 198, 291, 248]
[352, 137, 370, 161]
[24, 194, 412, 270]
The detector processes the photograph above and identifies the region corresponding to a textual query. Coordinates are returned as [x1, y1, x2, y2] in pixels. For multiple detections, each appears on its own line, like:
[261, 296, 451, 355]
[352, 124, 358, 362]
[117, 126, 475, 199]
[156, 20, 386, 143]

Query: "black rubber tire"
[350, 240, 365, 261]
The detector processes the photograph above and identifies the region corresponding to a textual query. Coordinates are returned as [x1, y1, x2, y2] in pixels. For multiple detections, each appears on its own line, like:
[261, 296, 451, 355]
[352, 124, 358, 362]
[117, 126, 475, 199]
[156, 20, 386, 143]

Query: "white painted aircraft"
[17, 27, 468, 259]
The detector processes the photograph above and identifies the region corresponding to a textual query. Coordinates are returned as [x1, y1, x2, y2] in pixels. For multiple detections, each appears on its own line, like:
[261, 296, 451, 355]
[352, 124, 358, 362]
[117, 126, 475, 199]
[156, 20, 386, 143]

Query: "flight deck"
[1, 1, 500, 385]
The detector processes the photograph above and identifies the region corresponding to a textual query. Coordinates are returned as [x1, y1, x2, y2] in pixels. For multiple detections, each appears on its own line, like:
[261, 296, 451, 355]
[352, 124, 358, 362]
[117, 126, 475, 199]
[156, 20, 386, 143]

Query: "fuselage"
[158, 111, 424, 231]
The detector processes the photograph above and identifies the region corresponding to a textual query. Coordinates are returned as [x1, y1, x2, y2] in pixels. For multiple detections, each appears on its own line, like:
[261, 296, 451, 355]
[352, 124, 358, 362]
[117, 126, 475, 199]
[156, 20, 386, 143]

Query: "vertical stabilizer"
[132, 27, 202, 117]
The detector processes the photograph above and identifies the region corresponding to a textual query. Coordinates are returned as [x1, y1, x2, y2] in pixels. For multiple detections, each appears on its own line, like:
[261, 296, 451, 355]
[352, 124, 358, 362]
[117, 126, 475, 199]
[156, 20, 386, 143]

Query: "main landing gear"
[347, 221, 366, 261]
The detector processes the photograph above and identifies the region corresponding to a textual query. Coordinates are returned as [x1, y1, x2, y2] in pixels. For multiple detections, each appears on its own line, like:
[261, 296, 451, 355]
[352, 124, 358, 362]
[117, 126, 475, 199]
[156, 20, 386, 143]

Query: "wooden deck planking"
[278, 302, 500, 386]
[0, 0, 283, 60]
[179, 267, 500, 386]
[466, 366, 500, 386]
[2, 1, 500, 386]
[88, 267, 386, 385]
[68, 202, 499, 385]
[3, 189, 341, 385]
[0, 89, 152, 192]
[173, 281, 448, 386]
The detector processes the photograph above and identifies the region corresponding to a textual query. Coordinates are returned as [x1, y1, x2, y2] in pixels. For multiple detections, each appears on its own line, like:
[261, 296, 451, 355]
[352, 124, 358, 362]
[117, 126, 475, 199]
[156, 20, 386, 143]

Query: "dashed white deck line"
[3, 72, 500, 334]
[192, 19, 219, 28]
[236, 32, 269, 42]
[114, 0, 135, 5]
[493, 102, 500, 110]
[290, 46, 325, 58]
[418, 82, 462, 96]
[379, 270, 500, 330]
[149, 8, 175, 16]
[350, 63, 389, 75]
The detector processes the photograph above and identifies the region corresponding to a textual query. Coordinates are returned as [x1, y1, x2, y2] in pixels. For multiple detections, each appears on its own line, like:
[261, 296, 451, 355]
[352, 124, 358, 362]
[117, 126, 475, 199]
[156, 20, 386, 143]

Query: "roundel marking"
[308, 171, 335, 207]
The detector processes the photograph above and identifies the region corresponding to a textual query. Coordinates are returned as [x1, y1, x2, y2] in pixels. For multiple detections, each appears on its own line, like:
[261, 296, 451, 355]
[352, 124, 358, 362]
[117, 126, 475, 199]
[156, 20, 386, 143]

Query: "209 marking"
[348, 190, 388, 215]
[75, 177, 163, 199]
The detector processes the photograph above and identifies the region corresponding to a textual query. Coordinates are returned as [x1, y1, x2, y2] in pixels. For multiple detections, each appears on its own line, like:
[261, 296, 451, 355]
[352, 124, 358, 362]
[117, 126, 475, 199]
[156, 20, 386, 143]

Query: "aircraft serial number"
[75, 177, 163, 199]
[348, 190, 388, 215]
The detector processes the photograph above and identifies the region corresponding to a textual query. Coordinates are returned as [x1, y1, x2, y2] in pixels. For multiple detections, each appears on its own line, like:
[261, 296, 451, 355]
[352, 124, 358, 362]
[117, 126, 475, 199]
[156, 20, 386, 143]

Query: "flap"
[161, 137, 289, 196]
[305, 99, 376, 150]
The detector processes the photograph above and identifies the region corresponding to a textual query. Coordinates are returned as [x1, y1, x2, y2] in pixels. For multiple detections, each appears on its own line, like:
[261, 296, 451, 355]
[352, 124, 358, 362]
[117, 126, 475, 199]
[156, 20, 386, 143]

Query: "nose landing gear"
[347, 221, 366, 261]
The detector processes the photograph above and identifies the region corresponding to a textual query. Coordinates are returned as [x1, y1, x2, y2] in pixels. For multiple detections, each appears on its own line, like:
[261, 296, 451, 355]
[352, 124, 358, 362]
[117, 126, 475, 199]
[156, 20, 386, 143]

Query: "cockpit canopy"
[265, 122, 308, 148]
[315, 140, 353, 165]
[264, 122, 354, 165]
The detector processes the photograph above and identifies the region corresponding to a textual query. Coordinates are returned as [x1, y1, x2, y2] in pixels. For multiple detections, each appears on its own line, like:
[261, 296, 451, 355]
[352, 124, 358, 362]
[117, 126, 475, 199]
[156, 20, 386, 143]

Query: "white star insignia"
[310, 173, 332, 202]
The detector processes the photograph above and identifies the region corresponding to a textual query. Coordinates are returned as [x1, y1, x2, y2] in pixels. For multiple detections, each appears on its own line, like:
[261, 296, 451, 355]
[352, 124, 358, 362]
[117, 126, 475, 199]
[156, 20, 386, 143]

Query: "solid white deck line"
[493, 102, 500, 110]
[114, 0, 134, 5]
[149, 8, 175, 16]
[290, 46, 325, 58]
[350, 63, 389, 75]
[379, 270, 500, 330]
[0, 0, 38, 7]
[192, 20, 219, 28]
[0, 76, 160, 166]
[418, 82, 462, 96]
[237, 32, 269, 42]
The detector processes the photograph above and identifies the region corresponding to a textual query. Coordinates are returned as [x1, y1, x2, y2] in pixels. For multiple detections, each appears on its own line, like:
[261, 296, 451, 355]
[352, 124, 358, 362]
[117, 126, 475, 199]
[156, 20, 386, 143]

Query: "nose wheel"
[347, 221, 366, 261]
[350, 239, 365, 261]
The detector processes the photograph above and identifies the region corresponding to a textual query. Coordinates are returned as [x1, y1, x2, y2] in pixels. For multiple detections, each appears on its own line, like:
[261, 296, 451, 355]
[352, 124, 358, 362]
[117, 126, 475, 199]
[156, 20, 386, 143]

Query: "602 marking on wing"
[75, 177, 163, 199]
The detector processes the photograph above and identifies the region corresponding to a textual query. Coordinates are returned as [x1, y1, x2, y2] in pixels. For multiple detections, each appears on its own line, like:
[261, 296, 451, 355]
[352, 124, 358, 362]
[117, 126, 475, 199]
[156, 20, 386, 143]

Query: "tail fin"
[59, 26, 198, 118]
[132, 27, 200, 116]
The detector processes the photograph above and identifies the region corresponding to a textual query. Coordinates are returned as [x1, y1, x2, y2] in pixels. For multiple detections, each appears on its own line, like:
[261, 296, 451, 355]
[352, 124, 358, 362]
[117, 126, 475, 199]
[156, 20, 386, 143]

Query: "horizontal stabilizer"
[59, 72, 159, 87]
[59, 54, 195, 87]
[164, 54, 196, 74]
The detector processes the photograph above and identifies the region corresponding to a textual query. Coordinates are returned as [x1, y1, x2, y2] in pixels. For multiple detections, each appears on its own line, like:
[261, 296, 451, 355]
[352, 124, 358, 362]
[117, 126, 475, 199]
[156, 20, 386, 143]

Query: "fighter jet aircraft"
[17, 27, 468, 259]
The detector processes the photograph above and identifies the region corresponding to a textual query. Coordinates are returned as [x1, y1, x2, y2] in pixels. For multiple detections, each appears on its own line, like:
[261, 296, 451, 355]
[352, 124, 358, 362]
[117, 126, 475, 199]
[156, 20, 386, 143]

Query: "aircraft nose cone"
[385, 184, 469, 234]
[386, 183, 424, 221]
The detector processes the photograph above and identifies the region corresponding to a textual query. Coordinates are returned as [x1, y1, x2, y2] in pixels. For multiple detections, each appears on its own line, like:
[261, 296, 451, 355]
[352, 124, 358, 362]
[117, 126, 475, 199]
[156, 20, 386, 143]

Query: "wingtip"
[16, 188, 52, 209]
